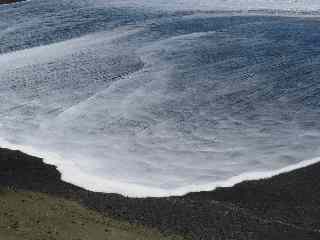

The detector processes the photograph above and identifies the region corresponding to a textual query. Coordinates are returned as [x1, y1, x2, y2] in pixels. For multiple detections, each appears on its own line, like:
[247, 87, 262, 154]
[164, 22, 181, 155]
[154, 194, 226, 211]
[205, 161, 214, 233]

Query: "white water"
[1, 0, 320, 197]
[93, 0, 320, 12]
[1, 137, 320, 197]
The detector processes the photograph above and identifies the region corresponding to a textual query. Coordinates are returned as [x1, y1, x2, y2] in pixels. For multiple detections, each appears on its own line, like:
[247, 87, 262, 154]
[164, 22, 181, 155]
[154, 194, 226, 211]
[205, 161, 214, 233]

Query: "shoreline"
[2, 139, 320, 198]
[1, 2, 320, 239]
[1, 147, 320, 239]
[0, 0, 26, 4]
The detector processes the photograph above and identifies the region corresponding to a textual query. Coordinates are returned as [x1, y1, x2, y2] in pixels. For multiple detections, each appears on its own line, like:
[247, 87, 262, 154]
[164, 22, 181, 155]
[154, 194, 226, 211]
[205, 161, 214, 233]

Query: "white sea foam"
[1, 137, 319, 197]
[1, 0, 320, 197]
[93, 0, 320, 12]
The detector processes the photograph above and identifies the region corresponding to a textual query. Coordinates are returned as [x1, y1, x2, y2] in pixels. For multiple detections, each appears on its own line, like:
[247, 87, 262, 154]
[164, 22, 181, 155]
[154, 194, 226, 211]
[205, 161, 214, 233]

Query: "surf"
[1, 0, 320, 197]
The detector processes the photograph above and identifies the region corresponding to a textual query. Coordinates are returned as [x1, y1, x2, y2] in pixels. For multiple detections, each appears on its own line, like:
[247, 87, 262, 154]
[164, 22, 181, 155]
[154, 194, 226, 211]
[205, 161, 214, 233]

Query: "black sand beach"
[0, 147, 319, 239]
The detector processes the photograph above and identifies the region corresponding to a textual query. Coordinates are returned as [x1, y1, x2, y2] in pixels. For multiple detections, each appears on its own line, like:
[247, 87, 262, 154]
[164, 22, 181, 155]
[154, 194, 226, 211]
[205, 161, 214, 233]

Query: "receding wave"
[1, 0, 320, 197]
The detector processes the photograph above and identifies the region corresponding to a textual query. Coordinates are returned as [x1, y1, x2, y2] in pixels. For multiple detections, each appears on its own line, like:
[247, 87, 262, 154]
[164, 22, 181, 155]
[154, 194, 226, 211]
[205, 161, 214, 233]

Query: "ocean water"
[1, 0, 320, 196]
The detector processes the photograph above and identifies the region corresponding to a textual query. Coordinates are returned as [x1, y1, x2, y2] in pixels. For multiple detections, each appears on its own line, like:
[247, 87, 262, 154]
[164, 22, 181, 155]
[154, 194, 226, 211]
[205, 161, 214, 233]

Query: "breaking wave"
[1, 0, 320, 196]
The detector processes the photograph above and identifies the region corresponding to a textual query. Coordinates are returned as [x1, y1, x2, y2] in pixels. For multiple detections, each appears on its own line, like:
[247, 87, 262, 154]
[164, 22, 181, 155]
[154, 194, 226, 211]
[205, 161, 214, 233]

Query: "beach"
[1, 147, 319, 239]
[1, 0, 320, 239]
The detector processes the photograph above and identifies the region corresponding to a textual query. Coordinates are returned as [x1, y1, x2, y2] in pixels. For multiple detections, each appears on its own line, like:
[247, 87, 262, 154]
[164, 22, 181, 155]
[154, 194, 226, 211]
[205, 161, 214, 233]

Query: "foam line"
[96, 0, 320, 12]
[1, 0, 320, 198]
[0, 26, 140, 72]
[1, 137, 319, 197]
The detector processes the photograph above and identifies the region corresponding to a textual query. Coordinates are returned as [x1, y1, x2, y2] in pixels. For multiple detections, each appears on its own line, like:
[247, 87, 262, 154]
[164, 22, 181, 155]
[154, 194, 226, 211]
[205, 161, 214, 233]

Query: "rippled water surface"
[1, 0, 320, 196]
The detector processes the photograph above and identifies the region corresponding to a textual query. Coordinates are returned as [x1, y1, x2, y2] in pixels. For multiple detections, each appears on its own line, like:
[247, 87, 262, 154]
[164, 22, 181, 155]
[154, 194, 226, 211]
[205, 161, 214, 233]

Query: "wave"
[92, 0, 320, 12]
[1, 0, 320, 197]
[1, 137, 319, 197]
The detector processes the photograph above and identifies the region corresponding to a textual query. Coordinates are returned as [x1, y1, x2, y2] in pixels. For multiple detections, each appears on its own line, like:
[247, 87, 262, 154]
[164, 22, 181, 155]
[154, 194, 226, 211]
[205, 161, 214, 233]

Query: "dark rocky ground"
[0, 0, 24, 4]
[0, 147, 319, 239]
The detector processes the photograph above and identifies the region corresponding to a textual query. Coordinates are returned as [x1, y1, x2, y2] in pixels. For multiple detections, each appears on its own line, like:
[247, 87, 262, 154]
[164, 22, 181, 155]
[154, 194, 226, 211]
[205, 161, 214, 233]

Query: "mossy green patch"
[0, 188, 184, 240]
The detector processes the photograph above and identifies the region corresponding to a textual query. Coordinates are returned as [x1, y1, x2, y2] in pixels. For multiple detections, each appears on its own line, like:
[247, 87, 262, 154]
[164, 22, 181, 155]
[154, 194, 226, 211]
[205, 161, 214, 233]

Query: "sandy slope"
[0, 189, 183, 240]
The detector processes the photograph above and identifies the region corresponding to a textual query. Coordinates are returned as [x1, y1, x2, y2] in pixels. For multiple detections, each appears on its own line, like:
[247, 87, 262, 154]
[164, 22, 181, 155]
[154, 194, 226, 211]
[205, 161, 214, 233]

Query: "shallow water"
[1, 0, 320, 196]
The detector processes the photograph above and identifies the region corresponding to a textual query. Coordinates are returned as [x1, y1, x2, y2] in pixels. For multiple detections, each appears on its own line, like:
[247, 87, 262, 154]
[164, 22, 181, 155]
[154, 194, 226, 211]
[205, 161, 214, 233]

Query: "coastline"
[0, 0, 25, 4]
[1, 0, 320, 238]
[1, 147, 320, 239]
[2, 139, 320, 198]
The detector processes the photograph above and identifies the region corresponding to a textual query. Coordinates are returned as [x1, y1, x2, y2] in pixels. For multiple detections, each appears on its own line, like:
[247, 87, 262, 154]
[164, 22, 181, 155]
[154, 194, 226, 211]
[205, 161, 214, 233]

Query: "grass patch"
[0, 188, 184, 240]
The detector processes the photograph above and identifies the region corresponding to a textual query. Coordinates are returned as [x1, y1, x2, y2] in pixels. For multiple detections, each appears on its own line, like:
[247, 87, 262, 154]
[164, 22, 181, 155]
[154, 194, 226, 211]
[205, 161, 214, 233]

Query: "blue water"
[1, 0, 320, 196]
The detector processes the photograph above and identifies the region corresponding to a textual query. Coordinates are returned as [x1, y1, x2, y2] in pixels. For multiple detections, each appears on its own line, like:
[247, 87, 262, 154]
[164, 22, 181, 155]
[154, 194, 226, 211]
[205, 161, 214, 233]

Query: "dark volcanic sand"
[0, 0, 25, 4]
[0, 148, 319, 239]
[0, 0, 27, 4]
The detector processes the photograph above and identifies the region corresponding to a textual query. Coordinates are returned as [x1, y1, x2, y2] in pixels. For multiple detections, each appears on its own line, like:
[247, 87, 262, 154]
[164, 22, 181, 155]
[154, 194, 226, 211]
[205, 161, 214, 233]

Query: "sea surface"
[1, 0, 320, 196]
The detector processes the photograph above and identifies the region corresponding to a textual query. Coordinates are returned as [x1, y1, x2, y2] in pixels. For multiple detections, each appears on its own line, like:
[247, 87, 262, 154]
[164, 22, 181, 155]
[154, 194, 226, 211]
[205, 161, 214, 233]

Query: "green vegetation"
[0, 188, 184, 240]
